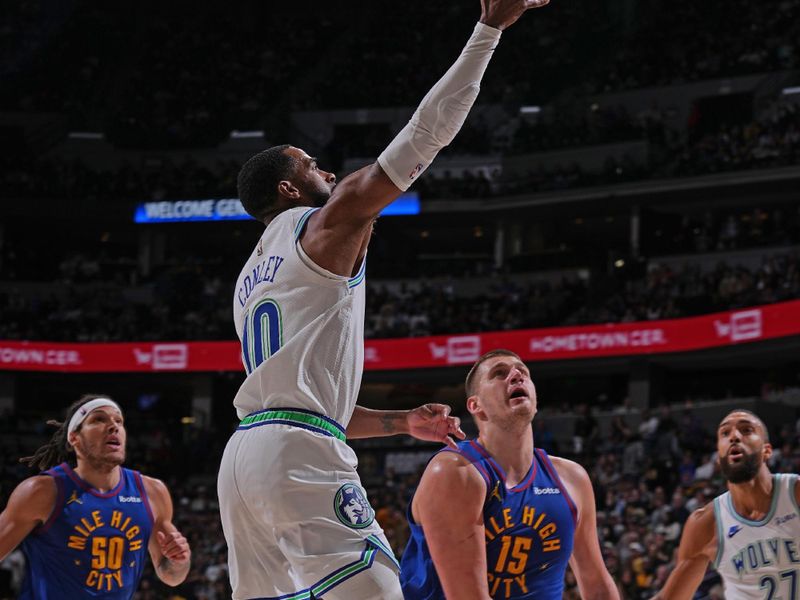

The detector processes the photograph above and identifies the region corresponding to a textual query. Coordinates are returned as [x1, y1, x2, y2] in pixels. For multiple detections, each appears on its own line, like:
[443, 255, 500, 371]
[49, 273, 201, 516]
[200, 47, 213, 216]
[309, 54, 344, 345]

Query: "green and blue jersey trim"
[238, 407, 346, 442]
[292, 206, 366, 288]
[293, 208, 320, 241]
[293, 208, 319, 241]
[366, 534, 401, 570]
[347, 259, 366, 288]
[252, 538, 397, 599]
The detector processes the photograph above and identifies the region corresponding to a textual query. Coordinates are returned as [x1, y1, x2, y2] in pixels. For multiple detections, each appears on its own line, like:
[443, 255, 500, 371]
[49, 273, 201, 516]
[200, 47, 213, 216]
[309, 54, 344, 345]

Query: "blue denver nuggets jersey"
[401, 440, 577, 600]
[20, 463, 154, 599]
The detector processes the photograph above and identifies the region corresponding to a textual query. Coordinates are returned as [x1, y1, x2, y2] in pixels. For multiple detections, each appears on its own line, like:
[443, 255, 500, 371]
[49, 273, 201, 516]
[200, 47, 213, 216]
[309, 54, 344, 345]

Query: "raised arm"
[302, 0, 548, 276]
[550, 457, 619, 600]
[413, 451, 491, 599]
[651, 504, 717, 600]
[0, 476, 56, 561]
[345, 404, 465, 449]
[143, 476, 191, 587]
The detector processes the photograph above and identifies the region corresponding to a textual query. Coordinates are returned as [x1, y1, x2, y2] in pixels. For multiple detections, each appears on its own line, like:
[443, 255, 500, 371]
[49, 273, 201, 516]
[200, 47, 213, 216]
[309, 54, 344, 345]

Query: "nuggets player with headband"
[653, 409, 800, 600]
[217, 1, 554, 598]
[401, 350, 618, 599]
[0, 395, 190, 598]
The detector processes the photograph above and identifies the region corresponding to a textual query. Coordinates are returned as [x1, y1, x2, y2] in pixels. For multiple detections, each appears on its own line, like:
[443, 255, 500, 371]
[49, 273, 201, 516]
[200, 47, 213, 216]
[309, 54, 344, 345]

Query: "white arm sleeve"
[377, 22, 502, 191]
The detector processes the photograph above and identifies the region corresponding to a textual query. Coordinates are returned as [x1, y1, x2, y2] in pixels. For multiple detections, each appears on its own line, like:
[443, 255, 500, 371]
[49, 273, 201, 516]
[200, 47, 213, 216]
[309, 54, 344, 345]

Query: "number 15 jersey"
[401, 441, 577, 600]
[232, 207, 367, 425]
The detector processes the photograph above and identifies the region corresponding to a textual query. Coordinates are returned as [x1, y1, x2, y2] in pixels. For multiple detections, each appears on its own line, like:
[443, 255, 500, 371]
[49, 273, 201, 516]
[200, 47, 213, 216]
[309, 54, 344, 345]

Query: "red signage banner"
[1, 301, 798, 373]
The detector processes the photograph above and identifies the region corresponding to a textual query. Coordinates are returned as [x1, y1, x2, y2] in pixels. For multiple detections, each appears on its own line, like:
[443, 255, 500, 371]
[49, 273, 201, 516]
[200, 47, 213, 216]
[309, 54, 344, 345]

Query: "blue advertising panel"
[134, 193, 419, 223]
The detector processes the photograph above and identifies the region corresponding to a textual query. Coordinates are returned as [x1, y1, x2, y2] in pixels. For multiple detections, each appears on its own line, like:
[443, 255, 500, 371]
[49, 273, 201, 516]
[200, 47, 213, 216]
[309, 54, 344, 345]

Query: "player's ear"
[277, 180, 300, 201]
[466, 395, 485, 421]
[763, 442, 773, 461]
[66, 431, 78, 453]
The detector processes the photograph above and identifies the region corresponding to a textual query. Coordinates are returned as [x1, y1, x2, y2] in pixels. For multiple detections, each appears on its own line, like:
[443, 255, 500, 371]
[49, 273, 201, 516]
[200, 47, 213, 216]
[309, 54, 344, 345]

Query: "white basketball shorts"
[217, 408, 402, 599]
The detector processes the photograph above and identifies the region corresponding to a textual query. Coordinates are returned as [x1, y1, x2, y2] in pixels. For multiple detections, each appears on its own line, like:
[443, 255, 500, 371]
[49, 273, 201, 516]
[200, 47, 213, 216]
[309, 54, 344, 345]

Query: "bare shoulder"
[18, 474, 58, 495]
[548, 455, 591, 487]
[415, 452, 485, 512]
[7, 475, 57, 519]
[141, 475, 172, 515]
[141, 474, 168, 496]
[421, 451, 486, 491]
[685, 502, 717, 533]
[415, 450, 486, 525]
[16, 475, 57, 501]
[679, 503, 718, 559]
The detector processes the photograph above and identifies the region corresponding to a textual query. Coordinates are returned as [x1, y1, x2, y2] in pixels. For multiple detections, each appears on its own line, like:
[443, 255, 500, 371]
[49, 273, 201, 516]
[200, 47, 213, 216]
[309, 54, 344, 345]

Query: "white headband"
[67, 398, 123, 435]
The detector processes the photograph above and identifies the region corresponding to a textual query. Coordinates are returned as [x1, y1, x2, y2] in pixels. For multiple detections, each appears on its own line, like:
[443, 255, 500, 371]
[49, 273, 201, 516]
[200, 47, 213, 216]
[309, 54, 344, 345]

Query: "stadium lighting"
[230, 130, 265, 138]
[614, 259, 625, 268]
[67, 132, 104, 139]
[781, 86, 800, 96]
[519, 105, 541, 114]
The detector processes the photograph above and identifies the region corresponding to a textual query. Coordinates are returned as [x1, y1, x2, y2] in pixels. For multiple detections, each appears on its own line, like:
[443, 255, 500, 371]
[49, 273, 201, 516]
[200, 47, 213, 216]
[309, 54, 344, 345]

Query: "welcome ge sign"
[134, 193, 420, 223]
[134, 199, 249, 223]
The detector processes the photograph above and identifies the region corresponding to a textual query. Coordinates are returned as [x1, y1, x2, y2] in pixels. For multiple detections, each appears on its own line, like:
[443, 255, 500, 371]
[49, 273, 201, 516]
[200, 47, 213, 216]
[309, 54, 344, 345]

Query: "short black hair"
[464, 349, 522, 397]
[720, 409, 771, 443]
[237, 144, 295, 221]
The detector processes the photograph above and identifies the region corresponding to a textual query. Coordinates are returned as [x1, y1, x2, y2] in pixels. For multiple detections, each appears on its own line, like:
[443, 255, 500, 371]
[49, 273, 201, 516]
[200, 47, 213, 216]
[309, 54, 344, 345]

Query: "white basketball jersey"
[714, 473, 800, 599]
[231, 207, 366, 425]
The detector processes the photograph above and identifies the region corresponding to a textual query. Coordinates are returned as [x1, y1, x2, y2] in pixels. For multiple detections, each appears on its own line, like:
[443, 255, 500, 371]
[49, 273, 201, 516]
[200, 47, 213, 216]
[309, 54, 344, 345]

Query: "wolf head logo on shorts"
[334, 484, 375, 529]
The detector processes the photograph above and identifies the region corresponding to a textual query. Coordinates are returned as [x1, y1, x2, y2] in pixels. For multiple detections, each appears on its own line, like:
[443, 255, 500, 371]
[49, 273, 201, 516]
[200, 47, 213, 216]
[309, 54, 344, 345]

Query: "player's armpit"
[413, 452, 492, 600]
[0, 475, 56, 561]
[651, 505, 717, 600]
[301, 162, 400, 277]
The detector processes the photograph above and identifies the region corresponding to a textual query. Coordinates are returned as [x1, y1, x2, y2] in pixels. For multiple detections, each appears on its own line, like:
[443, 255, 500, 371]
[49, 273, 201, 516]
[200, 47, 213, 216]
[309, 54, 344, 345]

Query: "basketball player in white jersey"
[652, 409, 800, 599]
[217, 1, 552, 598]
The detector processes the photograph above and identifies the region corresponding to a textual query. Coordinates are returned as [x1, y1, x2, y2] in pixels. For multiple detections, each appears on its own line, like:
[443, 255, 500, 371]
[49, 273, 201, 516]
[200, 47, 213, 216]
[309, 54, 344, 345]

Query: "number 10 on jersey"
[242, 299, 283, 374]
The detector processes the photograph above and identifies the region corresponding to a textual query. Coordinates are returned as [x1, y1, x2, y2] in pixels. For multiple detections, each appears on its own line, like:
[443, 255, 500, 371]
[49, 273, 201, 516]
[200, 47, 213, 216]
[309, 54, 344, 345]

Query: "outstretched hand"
[480, 0, 550, 31]
[407, 403, 466, 450]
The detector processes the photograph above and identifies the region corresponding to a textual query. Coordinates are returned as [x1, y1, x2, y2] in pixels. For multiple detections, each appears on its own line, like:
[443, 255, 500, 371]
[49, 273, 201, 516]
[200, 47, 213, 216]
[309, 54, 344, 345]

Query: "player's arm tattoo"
[157, 555, 190, 582]
[380, 412, 404, 433]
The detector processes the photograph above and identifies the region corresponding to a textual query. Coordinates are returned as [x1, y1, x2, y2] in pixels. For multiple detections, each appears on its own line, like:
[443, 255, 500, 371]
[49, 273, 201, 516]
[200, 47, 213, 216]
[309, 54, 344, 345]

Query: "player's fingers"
[447, 415, 462, 433]
[167, 547, 190, 561]
[159, 531, 185, 553]
[165, 543, 190, 560]
[443, 435, 459, 450]
[427, 403, 450, 418]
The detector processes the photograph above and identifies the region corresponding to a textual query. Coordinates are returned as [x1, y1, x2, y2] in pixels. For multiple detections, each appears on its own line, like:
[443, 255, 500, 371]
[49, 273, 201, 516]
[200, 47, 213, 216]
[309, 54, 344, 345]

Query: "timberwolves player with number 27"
[653, 409, 800, 599]
[0, 395, 190, 599]
[401, 350, 619, 600]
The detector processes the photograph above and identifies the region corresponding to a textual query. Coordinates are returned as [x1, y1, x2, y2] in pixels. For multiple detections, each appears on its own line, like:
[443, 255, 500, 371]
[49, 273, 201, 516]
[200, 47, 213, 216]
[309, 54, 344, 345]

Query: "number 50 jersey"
[20, 463, 154, 599]
[401, 441, 577, 600]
